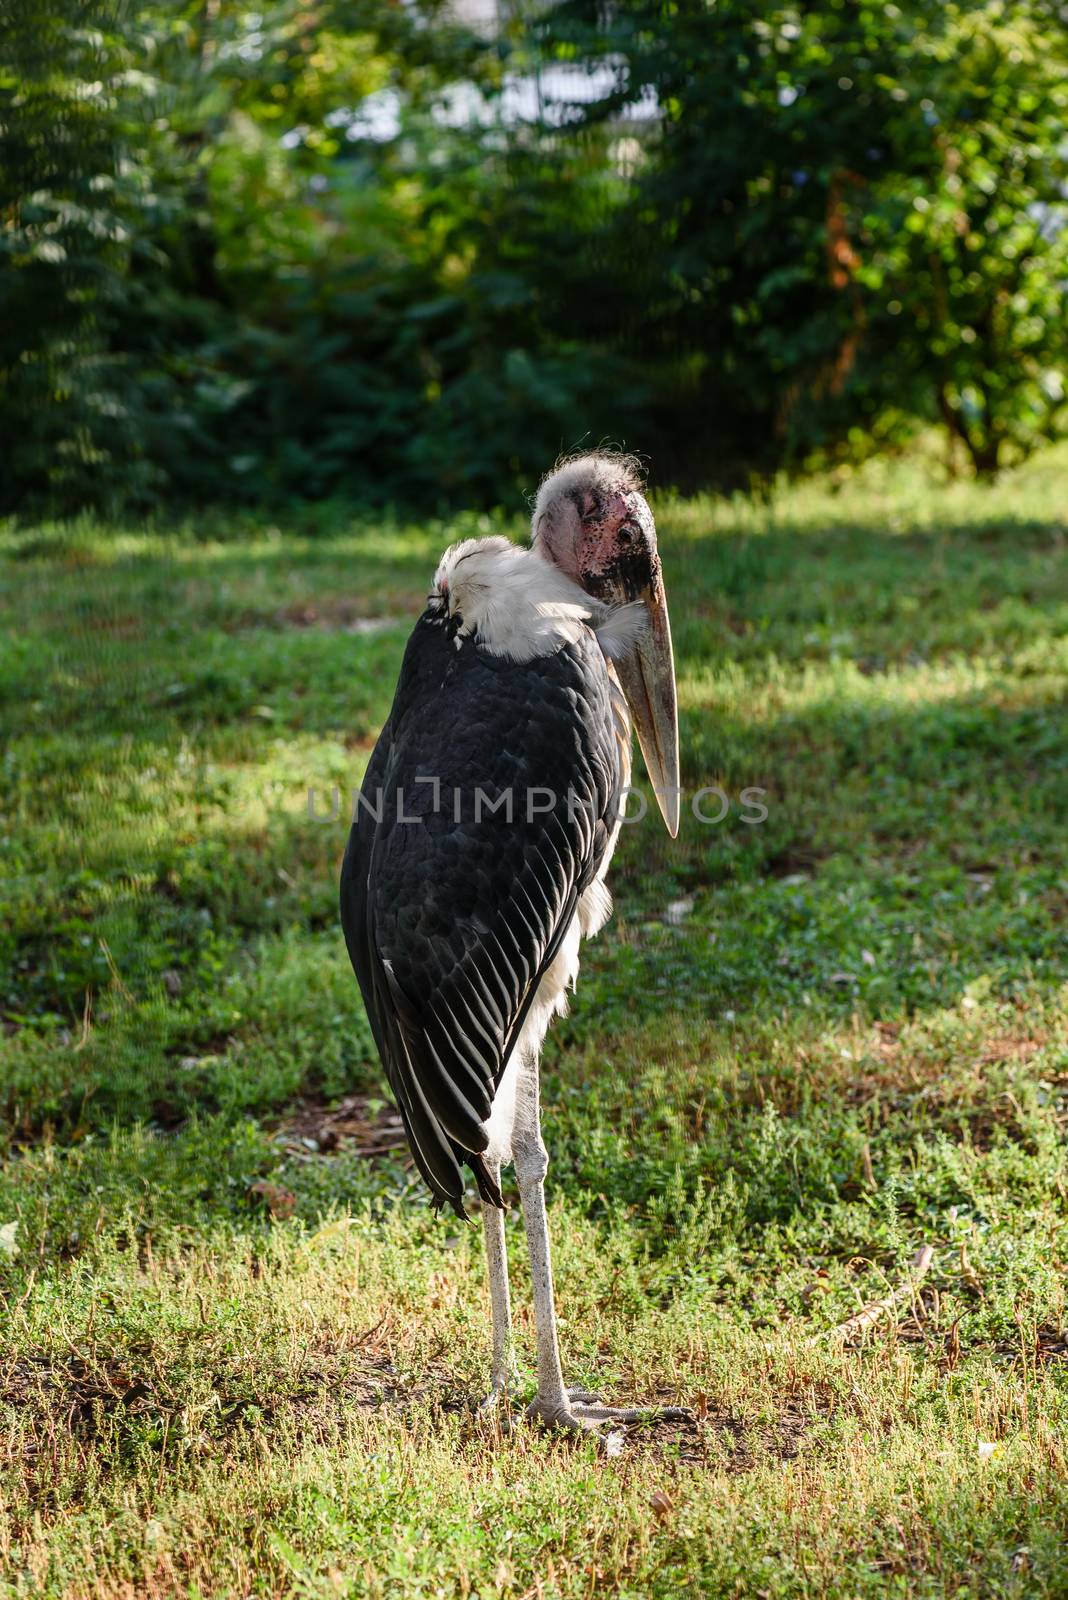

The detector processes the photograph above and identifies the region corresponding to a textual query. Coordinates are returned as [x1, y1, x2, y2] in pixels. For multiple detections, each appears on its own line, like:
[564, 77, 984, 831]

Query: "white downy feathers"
[433, 536, 646, 665]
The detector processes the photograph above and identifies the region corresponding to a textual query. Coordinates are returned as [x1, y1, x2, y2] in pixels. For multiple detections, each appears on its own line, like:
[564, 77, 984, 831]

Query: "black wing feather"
[340, 610, 622, 1218]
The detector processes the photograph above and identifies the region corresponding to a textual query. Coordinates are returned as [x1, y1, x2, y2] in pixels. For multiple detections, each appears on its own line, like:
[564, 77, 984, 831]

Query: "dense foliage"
[3, 0, 1066, 513]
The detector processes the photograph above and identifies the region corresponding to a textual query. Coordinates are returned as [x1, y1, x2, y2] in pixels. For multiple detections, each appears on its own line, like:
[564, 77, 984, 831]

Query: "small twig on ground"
[813, 1245, 935, 1346]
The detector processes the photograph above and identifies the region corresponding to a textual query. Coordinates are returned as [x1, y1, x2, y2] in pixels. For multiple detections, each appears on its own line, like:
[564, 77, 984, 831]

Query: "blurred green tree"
[0, 0, 142, 510]
[1, 0, 1065, 512]
[549, 0, 1068, 477]
[859, 1, 1068, 473]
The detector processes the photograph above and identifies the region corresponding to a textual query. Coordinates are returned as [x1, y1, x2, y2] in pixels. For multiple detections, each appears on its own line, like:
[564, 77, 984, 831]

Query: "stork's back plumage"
[339, 539, 631, 1217]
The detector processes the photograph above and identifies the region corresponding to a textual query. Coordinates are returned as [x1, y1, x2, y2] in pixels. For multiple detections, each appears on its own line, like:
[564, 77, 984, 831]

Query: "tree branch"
[812, 1245, 935, 1346]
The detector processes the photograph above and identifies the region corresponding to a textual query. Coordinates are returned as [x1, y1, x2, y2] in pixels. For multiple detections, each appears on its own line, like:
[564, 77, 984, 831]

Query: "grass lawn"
[2, 449, 1068, 1597]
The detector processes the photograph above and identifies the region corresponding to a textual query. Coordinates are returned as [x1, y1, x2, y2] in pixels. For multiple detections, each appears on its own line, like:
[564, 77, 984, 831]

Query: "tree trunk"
[937, 383, 999, 479]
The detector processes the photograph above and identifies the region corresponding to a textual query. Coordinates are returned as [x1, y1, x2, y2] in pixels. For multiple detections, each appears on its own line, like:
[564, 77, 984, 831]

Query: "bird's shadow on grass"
[2, 674, 1065, 1157]
[2, 510, 1067, 1261]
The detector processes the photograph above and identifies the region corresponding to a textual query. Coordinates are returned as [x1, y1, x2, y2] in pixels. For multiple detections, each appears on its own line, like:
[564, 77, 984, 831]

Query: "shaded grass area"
[1, 452, 1068, 1595]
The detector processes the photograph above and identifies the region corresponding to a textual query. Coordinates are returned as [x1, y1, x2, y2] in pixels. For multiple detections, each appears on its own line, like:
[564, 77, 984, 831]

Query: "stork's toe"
[524, 1395, 611, 1443]
[568, 1400, 692, 1425]
[525, 1389, 692, 1447]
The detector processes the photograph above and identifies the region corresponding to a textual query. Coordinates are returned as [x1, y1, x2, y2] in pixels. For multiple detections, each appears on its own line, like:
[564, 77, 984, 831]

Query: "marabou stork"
[340, 453, 685, 1437]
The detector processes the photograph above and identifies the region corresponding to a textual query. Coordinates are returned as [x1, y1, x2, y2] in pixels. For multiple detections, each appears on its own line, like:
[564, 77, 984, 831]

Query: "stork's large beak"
[613, 571, 680, 837]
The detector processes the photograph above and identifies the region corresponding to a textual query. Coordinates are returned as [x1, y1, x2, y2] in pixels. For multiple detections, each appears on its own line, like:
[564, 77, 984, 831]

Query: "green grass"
[2, 448, 1068, 1597]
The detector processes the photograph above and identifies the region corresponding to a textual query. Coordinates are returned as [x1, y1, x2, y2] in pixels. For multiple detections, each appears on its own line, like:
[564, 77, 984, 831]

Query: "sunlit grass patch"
[2, 454, 1068, 1594]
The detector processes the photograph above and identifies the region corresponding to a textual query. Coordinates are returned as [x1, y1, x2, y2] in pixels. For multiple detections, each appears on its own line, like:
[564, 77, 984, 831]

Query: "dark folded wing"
[340, 611, 621, 1216]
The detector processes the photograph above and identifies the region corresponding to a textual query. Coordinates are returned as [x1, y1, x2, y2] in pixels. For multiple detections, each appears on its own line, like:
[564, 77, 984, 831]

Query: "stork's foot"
[526, 1389, 691, 1447]
[564, 1384, 691, 1423]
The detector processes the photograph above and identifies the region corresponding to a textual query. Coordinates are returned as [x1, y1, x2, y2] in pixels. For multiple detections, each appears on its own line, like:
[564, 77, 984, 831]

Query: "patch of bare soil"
[609, 1394, 811, 1471]
[1031, 1327, 1068, 1363]
[273, 1093, 409, 1159]
[460, 1386, 816, 1471]
[977, 1033, 1047, 1065]
[231, 599, 406, 634]
[1, 1347, 464, 1454]
[2, 1342, 821, 1482]
[872, 1287, 1068, 1373]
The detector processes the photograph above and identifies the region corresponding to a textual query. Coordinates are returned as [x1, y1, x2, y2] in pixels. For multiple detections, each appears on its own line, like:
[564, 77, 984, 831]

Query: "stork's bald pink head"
[531, 453, 680, 837]
[531, 453, 660, 603]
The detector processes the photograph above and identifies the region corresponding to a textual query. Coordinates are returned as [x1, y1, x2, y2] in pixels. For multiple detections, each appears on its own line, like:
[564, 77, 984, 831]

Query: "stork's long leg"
[479, 1160, 514, 1412]
[511, 1051, 570, 1420]
[514, 1050, 691, 1440]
